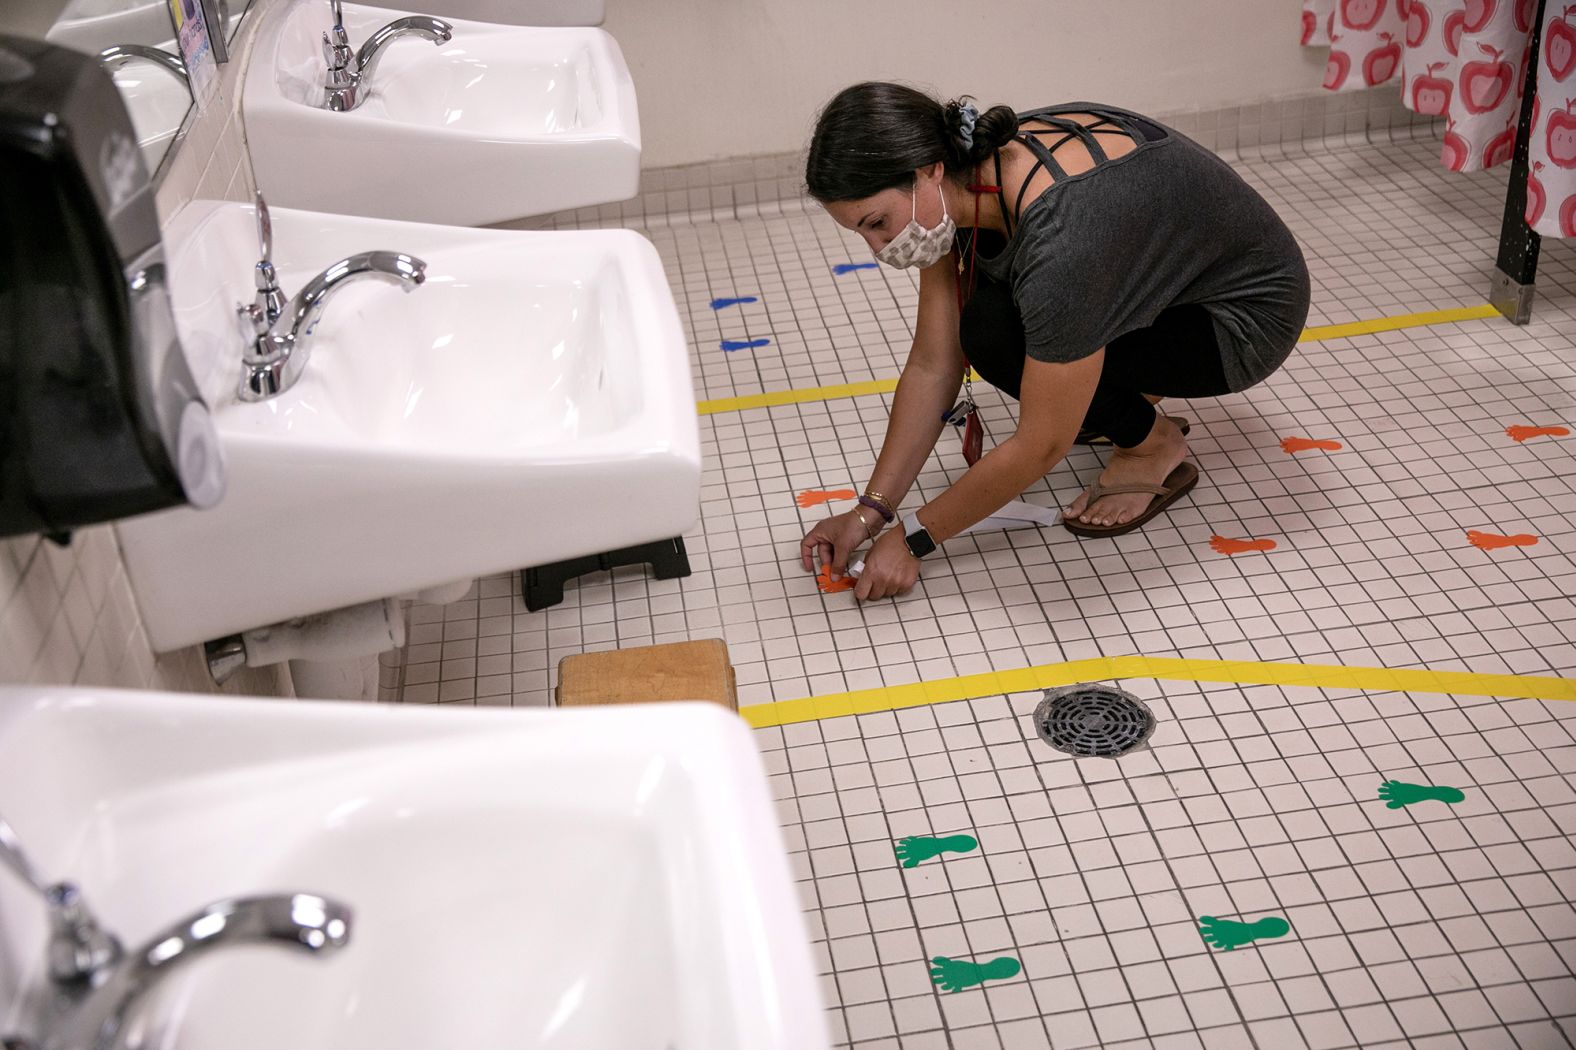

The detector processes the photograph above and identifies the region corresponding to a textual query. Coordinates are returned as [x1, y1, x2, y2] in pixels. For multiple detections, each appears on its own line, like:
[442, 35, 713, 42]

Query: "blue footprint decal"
[833, 262, 878, 275]
[720, 338, 770, 352]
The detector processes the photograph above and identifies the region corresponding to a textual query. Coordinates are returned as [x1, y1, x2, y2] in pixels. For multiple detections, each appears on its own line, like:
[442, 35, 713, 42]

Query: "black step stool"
[519, 536, 691, 612]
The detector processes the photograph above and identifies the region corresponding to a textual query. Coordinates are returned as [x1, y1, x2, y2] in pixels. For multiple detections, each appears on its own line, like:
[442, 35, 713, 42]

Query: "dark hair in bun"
[805, 82, 1019, 203]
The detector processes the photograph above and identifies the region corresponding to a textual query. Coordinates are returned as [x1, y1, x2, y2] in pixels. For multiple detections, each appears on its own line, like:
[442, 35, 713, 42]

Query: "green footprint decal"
[928, 955, 1020, 992]
[894, 834, 978, 869]
[1378, 780, 1466, 809]
[1197, 915, 1290, 951]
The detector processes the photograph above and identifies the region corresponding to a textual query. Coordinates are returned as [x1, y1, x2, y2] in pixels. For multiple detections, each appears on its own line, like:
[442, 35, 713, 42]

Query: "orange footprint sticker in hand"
[1467, 530, 1538, 551]
[1280, 437, 1343, 454]
[816, 563, 857, 593]
[797, 488, 856, 509]
[1210, 536, 1277, 555]
[1505, 425, 1570, 443]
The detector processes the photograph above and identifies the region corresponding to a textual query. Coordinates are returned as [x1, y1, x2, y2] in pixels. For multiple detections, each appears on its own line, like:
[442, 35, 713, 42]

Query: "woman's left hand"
[854, 528, 921, 601]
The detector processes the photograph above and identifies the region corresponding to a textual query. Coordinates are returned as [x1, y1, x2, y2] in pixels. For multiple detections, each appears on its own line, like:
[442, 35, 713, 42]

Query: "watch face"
[905, 527, 937, 559]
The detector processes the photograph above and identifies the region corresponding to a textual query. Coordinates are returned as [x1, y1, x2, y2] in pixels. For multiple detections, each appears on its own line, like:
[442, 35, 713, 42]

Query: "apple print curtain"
[1301, 0, 1576, 238]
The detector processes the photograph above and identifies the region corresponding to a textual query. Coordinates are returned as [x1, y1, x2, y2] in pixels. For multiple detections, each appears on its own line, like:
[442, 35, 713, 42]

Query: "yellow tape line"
[698, 377, 900, 416]
[699, 304, 1502, 416]
[738, 654, 1574, 728]
[1296, 303, 1500, 342]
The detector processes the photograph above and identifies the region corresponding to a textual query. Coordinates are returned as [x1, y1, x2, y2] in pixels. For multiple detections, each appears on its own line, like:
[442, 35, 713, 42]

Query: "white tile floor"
[391, 134, 1576, 709]
[384, 127, 1576, 1047]
[758, 680, 1576, 1049]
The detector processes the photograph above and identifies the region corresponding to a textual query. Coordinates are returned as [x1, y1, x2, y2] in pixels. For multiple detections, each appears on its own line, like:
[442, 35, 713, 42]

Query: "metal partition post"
[1489, 0, 1549, 324]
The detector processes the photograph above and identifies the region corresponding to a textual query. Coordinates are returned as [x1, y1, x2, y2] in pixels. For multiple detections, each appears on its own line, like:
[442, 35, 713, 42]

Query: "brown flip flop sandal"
[1063, 462, 1200, 538]
[1073, 415, 1192, 447]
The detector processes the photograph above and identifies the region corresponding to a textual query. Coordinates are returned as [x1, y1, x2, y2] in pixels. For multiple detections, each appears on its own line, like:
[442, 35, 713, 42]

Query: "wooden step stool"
[554, 638, 737, 712]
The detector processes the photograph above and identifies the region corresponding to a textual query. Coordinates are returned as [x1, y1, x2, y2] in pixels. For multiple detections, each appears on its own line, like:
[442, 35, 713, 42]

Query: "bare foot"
[1067, 415, 1189, 528]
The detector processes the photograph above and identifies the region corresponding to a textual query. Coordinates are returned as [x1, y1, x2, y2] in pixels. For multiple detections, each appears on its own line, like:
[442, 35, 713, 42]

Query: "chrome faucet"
[321, 0, 451, 112]
[0, 812, 353, 1050]
[236, 192, 427, 402]
[96, 44, 188, 85]
[0, 814, 120, 987]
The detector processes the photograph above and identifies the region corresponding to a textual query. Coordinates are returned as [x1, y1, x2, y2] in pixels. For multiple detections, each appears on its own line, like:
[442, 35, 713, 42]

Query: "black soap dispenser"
[0, 34, 224, 542]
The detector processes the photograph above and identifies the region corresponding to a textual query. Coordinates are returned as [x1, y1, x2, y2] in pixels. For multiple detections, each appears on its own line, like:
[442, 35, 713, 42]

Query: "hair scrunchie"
[954, 101, 979, 151]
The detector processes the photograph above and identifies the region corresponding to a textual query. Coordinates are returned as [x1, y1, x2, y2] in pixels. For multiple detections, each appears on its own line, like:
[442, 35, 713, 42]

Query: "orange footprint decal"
[797, 488, 856, 509]
[816, 563, 857, 593]
[1210, 536, 1277, 555]
[1467, 530, 1538, 551]
[1280, 437, 1343, 454]
[1505, 425, 1570, 443]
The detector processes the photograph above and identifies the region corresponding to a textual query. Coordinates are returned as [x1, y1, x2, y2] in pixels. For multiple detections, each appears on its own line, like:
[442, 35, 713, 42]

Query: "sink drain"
[1033, 684, 1155, 758]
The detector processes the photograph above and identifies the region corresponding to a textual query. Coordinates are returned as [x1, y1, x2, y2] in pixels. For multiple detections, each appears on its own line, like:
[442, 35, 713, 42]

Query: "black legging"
[959, 274, 1231, 449]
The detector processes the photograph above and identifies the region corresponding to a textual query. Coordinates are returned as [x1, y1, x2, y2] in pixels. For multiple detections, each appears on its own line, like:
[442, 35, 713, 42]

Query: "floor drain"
[1033, 684, 1155, 758]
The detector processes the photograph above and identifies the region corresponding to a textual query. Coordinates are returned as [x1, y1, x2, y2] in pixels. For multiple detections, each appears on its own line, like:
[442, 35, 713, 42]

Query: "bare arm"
[797, 254, 967, 577]
[863, 254, 969, 512]
[915, 350, 1101, 544]
[848, 347, 1102, 601]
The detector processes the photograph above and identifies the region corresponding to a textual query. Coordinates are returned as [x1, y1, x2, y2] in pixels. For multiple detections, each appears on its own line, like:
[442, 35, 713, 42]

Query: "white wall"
[606, 0, 1330, 169]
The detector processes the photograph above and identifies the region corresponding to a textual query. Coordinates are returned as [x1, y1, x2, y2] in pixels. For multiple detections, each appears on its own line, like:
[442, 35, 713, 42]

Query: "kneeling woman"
[799, 82, 1311, 601]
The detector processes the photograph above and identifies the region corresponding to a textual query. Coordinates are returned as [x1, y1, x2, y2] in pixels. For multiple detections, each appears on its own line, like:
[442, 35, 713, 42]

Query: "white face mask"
[875, 178, 955, 269]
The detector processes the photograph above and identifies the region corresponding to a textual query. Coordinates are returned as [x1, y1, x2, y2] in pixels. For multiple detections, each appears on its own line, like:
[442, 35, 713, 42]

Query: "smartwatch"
[902, 511, 937, 559]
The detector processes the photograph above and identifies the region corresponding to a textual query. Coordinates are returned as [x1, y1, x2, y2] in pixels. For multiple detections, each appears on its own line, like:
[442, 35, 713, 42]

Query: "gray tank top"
[963, 103, 1311, 391]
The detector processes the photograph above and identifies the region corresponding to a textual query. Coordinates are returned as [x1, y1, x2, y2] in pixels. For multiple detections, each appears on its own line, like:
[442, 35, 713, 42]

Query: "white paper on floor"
[848, 500, 1061, 576]
[964, 498, 1063, 533]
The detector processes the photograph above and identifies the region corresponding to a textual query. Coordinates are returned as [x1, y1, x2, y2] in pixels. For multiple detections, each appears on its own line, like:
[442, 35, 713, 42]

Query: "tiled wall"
[0, 0, 287, 698]
[153, 0, 274, 221]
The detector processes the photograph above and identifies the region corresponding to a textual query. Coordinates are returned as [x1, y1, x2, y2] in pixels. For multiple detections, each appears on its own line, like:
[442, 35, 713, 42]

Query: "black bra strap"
[1012, 157, 1048, 223]
[1012, 131, 1072, 220]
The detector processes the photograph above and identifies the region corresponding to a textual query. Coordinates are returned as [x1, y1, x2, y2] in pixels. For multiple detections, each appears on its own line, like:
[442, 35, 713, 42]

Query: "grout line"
[697, 303, 1506, 417]
[737, 655, 1576, 729]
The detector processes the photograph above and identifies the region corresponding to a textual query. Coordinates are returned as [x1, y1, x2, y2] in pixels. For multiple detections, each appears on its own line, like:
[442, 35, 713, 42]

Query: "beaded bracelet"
[858, 493, 895, 524]
[864, 490, 896, 516]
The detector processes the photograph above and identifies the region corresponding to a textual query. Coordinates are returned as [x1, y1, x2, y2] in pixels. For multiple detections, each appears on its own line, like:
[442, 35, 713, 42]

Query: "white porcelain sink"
[114, 199, 699, 652]
[245, 1, 639, 225]
[0, 685, 828, 1050]
[45, 0, 173, 55]
[108, 60, 191, 171]
[47, 1, 242, 54]
[404, 0, 603, 26]
[49, 20, 203, 174]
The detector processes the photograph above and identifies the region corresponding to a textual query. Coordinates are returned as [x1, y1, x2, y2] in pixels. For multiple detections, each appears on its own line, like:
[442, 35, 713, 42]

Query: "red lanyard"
[956, 181, 1001, 317]
[951, 180, 1001, 468]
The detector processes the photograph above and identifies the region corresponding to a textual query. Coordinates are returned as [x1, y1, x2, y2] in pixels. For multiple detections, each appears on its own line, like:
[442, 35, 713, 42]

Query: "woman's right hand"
[800, 510, 876, 580]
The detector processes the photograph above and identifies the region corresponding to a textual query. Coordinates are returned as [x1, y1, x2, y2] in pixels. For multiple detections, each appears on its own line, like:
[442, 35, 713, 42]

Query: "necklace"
[956, 159, 1001, 311]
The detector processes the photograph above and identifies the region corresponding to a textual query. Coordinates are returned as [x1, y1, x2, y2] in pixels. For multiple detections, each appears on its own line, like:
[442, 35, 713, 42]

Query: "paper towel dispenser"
[0, 34, 223, 542]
